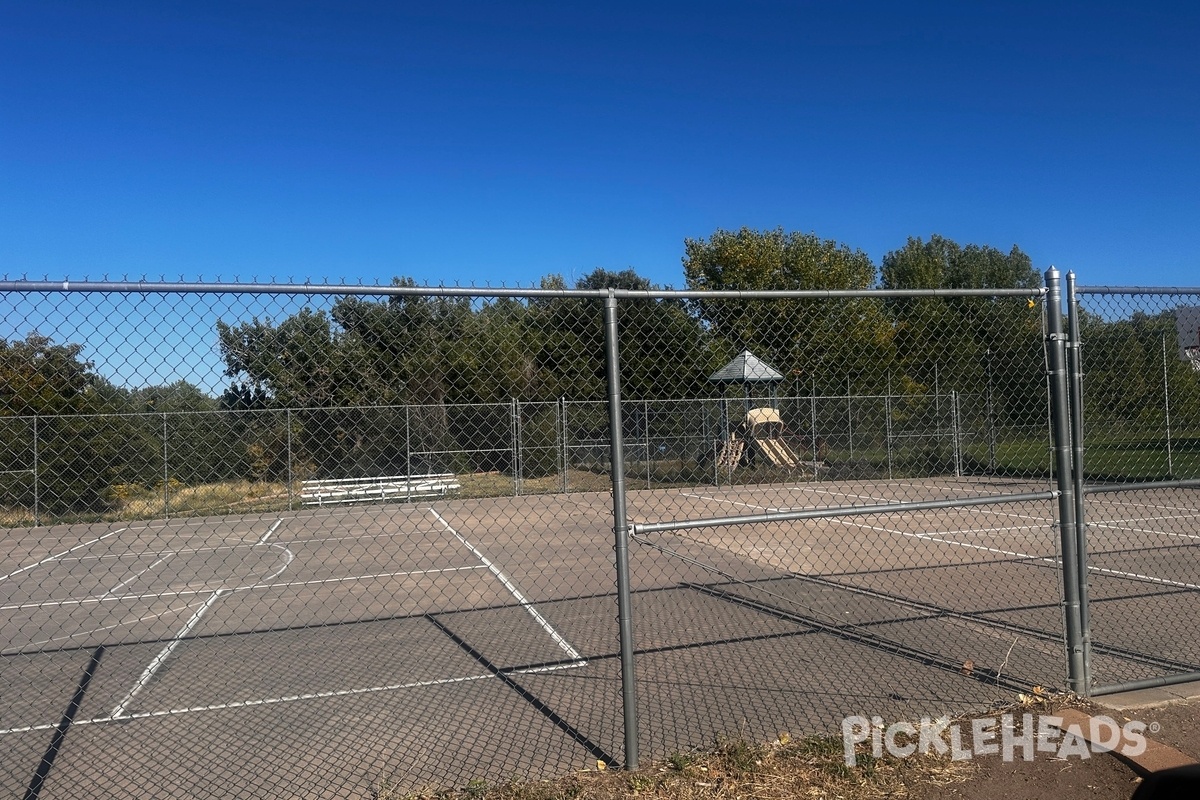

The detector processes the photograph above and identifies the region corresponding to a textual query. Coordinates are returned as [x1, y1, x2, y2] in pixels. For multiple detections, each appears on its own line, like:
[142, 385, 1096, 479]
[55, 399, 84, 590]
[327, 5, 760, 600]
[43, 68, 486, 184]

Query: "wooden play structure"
[709, 350, 807, 469]
[716, 407, 802, 468]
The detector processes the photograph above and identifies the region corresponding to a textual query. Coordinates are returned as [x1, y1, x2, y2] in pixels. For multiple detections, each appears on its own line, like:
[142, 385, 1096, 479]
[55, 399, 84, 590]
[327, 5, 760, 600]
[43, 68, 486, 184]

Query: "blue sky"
[2, 0, 1198, 290]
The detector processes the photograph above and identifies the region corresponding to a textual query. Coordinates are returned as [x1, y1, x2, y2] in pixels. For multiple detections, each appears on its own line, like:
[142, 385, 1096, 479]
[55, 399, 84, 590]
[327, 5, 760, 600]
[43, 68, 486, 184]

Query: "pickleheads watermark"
[841, 713, 1150, 767]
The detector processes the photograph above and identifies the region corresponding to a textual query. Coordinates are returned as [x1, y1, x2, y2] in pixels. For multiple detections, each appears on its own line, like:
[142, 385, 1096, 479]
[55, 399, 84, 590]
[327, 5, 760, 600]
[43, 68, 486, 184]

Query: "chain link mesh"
[2, 288, 625, 798]
[0, 279, 1194, 796]
[1073, 290, 1200, 692]
[616, 291, 1067, 761]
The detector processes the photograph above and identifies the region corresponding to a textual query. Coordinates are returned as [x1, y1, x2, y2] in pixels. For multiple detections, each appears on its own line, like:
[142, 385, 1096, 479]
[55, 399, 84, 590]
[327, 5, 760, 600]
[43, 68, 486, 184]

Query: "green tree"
[682, 227, 894, 394]
[531, 268, 716, 400]
[880, 236, 1043, 423]
[1081, 310, 1200, 435]
[0, 333, 156, 512]
[128, 381, 240, 486]
[217, 308, 371, 407]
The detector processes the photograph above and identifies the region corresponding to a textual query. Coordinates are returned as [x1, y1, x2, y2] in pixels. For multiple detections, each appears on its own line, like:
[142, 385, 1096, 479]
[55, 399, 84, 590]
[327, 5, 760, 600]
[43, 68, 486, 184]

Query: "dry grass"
[118, 479, 292, 519]
[374, 694, 1095, 800]
[373, 734, 975, 800]
[0, 506, 33, 527]
[0, 479, 293, 526]
[1, 462, 847, 527]
[457, 469, 612, 498]
[1, 470, 608, 527]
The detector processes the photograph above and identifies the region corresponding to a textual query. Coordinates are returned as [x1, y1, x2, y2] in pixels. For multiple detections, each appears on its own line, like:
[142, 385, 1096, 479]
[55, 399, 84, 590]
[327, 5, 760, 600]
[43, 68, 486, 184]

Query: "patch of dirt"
[909, 749, 1142, 800]
[1110, 701, 1200, 762]
[909, 699, 1200, 800]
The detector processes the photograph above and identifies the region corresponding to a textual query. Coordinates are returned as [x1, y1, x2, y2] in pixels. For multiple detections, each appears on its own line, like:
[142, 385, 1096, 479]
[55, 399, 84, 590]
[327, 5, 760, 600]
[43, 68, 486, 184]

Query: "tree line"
[3, 229, 1198, 512]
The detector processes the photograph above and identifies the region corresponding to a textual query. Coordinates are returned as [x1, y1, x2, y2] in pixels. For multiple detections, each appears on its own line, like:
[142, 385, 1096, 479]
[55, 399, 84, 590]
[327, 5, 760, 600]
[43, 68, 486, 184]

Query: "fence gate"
[1068, 280, 1200, 696]
[608, 277, 1084, 766]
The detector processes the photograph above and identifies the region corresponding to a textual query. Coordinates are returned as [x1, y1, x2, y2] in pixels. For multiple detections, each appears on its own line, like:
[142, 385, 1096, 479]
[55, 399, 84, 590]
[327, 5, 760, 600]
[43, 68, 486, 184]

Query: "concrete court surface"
[2, 477, 1197, 798]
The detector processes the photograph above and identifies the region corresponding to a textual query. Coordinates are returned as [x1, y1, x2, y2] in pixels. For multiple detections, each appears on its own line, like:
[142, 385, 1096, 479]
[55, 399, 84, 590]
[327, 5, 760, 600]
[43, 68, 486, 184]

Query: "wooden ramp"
[751, 436, 799, 468]
[716, 437, 746, 468]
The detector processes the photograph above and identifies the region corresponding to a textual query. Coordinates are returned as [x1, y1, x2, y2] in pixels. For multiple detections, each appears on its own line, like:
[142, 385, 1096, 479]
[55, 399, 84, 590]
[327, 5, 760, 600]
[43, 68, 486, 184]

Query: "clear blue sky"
[2, 0, 1198, 289]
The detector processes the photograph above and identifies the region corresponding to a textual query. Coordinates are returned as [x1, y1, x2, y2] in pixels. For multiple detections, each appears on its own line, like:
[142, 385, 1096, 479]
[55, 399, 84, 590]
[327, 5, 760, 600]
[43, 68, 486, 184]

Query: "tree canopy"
[20, 227, 1179, 507]
[682, 227, 893, 393]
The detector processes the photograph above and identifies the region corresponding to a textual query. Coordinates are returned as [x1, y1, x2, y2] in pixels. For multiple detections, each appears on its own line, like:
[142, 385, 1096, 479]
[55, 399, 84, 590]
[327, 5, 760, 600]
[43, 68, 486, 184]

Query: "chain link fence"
[1069, 284, 1200, 695]
[1, 273, 1197, 797]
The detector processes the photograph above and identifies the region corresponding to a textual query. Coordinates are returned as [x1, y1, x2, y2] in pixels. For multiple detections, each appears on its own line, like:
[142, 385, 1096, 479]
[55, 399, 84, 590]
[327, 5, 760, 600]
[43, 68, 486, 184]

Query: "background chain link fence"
[1, 274, 1197, 797]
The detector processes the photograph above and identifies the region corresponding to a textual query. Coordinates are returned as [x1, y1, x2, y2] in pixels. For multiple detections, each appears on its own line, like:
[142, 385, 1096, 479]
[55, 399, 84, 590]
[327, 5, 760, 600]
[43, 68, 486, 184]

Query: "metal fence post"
[560, 397, 569, 493]
[1066, 271, 1092, 686]
[512, 398, 522, 496]
[1046, 267, 1087, 694]
[985, 347, 998, 472]
[810, 379, 818, 464]
[713, 422, 720, 488]
[32, 414, 40, 527]
[951, 390, 963, 477]
[604, 290, 639, 770]
[846, 378, 854, 462]
[885, 371, 894, 479]
[934, 365, 942, 454]
[405, 406, 412, 505]
[286, 408, 294, 512]
[644, 399, 652, 488]
[1162, 333, 1174, 476]
[162, 412, 170, 521]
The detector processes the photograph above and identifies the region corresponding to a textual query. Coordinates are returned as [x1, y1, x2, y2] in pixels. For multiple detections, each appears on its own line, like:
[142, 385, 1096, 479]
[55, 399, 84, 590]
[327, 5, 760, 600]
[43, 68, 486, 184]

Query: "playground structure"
[716, 406, 808, 468]
[709, 350, 820, 470]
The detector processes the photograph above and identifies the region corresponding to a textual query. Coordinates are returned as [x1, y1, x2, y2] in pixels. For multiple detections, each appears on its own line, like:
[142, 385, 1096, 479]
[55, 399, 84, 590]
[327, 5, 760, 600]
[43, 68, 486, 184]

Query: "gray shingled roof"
[708, 350, 785, 383]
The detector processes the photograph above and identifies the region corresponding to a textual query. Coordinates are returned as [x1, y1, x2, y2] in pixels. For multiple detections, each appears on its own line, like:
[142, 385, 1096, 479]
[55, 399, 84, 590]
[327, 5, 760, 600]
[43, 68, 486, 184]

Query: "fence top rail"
[0, 279, 1046, 300]
[1075, 286, 1200, 296]
[631, 490, 1060, 536]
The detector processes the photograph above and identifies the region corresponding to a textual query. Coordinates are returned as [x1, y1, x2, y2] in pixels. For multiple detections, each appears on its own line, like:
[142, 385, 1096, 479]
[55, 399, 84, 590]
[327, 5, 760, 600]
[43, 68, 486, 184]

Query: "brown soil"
[908, 699, 1200, 800]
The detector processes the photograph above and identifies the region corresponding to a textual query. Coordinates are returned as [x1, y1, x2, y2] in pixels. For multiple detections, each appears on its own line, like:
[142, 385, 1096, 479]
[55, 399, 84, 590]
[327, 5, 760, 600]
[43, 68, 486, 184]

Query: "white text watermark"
[841, 713, 1151, 767]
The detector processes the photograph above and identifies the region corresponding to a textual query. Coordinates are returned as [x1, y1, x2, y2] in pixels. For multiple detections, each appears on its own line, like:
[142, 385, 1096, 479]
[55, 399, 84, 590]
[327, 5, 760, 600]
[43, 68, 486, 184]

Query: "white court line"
[882, 501, 1057, 525]
[100, 553, 177, 600]
[35, 522, 446, 566]
[678, 485, 1197, 593]
[1088, 522, 1200, 542]
[678, 490, 1055, 530]
[3, 588, 232, 611]
[1096, 512, 1200, 525]
[57, 543, 263, 564]
[429, 509, 586, 664]
[0, 528, 128, 583]
[54, 529, 442, 564]
[1099, 500, 1199, 514]
[257, 520, 283, 545]
[828, 516, 1200, 592]
[258, 565, 487, 590]
[890, 524, 1046, 538]
[0, 657, 591, 736]
[108, 518, 285, 719]
[3, 540, 295, 611]
[785, 486, 916, 504]
[10, 601, 207, 653]
[926, 530, 1200, 591]
[0, 563, 473, 611]
[109, 588, 230, 719]
[253, 529, 444, 547]
[2, 513, 593, 734]
[2, 673, 493, 735]
[242, 542, 296, 589]
[680, 492, 773, 511]
[882, 479, 1048, 494]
